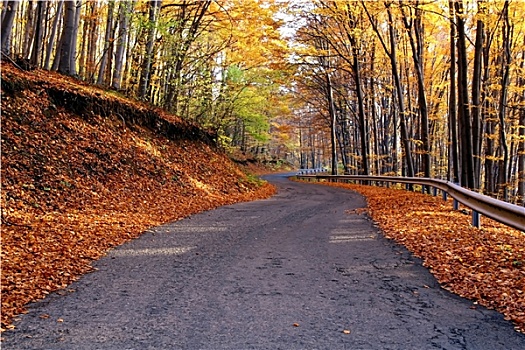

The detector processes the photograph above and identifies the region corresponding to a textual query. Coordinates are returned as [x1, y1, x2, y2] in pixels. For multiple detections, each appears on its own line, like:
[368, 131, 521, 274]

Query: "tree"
[400, 1, 430, 181]
[44, 0, 63, 70]
[363, 1, 415, 178]
[112, 0, 132, 90]
[57, 0, 78, 75]
[97, 0, 115, 86]
[138, 0, 161, 100]
[1, 1, 19, 55]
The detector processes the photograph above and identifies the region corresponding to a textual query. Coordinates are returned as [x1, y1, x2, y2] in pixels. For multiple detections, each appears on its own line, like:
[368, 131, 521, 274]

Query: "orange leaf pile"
[0, 64, 275, 330]
[308, 180, 525, 333]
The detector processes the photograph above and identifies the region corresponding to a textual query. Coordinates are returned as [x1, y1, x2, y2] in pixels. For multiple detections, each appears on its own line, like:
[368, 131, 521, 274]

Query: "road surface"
[3, 173, 525, 349]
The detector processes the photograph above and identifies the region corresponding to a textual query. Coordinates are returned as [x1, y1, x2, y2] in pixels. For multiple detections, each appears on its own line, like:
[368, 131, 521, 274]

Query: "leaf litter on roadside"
[0, 65, 276, 330]
[300, 180, 525, 333]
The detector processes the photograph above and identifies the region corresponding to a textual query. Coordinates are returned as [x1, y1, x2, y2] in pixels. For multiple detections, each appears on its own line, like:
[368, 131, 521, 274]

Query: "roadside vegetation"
[0, 63, 275, 330]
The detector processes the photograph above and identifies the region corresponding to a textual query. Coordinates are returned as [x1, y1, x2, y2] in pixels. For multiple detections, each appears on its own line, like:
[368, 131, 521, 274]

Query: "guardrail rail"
[295, 174, 525, 232]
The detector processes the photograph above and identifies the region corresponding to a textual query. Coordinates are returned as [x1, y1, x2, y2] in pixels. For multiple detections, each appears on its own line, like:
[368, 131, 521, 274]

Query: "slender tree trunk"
[517, 45, 525, 205]
[68, 0, 81, 76]
[51, 26, 63, 70]
[387, 8, 414, 178]
[370, 79, 380, 175]
[483, 25, 496, 194]
[30, 0, 46, 67]
[348, 38, 369, 176]
[401, 2, 430, 182]
[471, 2, 485, 189]
[97, 0, 115, 85]
[448, 1, 460, 183]
[44, 0, 63, 70]
[518, 107, 525, 205]
[85, 1, 98, 82]
[497, 0, 512, 199]
[326, 72, 338, 175]
[138, 0, 161, 100]
[105, 17, 118, 85]
[392, 99, 399, 174]
[58, 0, 76, 75]
[112, 0, 131, 89]
[0, 1, 18, 55]
[22, 1, 35, 59]
[78, 2, 89, 78]
[455, 1, 475, 188]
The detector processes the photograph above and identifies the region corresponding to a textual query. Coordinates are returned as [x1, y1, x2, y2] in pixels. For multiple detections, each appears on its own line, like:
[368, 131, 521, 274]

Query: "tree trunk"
[138, 0, 161, 100]
[57, 0, 76, 75]
[455, 1, 475, 189]
[448, 1, 460, 183]
[44, 0, 63, 70]
[85, 1, 98, 82]
[22, 1, 35, 59]
[68, 0, 81, 76]
[518, 106, 525, 205]
[0, 1, 18, 55]
[401, 2, 430, 182]
[387, 7, 414, 178]
[517, 44, 525, 205]
[97, 0, 115, 85]
[471, 2, 485, 189]
[30, 0, 46, 67]
[326, 72, 338, 175]
[497, 0, 512, 199]
[349, 38, 369, 176]
[370, 77, 380, 175]
[112, 0, 132, 89]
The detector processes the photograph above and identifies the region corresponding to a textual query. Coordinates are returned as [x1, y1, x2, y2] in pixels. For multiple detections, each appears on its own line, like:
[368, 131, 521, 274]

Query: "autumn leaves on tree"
[1, 0, 294, 161]
[0, 0, 523, 201]
[290, 0, 524, 204]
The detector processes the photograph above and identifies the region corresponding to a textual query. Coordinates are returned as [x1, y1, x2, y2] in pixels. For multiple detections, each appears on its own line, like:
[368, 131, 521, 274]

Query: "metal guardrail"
[295, 174, 525, 232]
[296, 168, 328, 175]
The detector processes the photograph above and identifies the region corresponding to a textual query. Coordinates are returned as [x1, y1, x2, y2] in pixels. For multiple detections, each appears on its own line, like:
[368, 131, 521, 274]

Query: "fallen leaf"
[0, 67, 277, 330]
[297, 179, 525, 333]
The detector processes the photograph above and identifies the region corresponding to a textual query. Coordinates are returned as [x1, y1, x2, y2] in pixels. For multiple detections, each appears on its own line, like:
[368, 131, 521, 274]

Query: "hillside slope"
[0, 63, 275, 329]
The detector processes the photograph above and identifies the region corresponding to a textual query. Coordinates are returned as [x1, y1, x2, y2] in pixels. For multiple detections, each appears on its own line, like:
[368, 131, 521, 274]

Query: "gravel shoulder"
[3, 173, 524, 349]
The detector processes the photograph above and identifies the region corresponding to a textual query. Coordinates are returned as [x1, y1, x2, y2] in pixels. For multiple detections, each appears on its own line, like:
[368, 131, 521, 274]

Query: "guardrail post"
[432, 187, 437, 196]
[452, 182, 460, 210]
[472, 210, 481, 228]
[442, 191, 448, 201]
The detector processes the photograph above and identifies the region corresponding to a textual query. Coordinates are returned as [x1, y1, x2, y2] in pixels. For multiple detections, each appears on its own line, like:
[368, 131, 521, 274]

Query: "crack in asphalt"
[3, 173, 525, 349]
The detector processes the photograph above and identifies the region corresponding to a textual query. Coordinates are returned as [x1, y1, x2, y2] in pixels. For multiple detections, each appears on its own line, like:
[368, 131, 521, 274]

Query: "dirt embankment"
[0, 63, 275, 329]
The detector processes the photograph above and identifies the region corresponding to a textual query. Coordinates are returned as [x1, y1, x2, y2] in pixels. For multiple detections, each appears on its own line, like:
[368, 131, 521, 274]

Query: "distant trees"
[292, 0, 524, 204]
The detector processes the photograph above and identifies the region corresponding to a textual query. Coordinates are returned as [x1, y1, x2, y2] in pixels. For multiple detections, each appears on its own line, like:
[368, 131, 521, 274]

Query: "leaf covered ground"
[309, 180, 525, 333]
[0, 64, 275, 330]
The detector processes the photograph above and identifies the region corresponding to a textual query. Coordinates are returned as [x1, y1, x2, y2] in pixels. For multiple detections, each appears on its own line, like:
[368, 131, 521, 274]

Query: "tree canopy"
[1, 0, 523, 203]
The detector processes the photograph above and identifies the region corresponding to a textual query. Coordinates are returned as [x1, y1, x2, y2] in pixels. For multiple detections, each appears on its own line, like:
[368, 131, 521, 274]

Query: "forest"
[1, 0, 524, 204]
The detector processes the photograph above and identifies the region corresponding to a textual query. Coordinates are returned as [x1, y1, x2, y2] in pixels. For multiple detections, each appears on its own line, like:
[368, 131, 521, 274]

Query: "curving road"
[3, 173, 525, 349]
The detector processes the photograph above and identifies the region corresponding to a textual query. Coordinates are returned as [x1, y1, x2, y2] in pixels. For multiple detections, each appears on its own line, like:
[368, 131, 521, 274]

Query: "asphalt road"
[3, 173, 525, 350]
